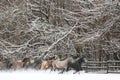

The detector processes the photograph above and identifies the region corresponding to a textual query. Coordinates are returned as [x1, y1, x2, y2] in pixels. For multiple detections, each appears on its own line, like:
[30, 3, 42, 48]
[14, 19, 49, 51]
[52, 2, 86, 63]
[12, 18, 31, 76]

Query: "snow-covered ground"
[0, 69, 120, 80]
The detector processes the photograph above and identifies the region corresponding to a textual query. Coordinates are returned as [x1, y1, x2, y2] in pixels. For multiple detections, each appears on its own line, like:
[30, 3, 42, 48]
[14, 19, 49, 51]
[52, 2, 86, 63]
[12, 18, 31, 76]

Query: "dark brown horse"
[32, 57, 43, 69]
[67, 56, 87, 74]
[22, 57, 35, 68]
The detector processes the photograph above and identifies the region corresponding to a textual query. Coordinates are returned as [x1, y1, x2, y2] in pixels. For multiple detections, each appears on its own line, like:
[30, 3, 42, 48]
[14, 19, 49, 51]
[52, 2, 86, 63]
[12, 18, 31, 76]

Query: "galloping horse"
[0, 58, 13, 70]
[52, 56, 74, 73]
[67, 56, 87, 74]
[40, 60, 53, 70]
[22, 57, 35, 68]
[32, 57, 43, 69]
[12, 60, 23, 70]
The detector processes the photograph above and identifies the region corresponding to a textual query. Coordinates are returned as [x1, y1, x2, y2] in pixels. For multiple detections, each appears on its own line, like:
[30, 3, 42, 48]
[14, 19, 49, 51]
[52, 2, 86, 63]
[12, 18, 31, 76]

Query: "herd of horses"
[0, 55, 87, 74]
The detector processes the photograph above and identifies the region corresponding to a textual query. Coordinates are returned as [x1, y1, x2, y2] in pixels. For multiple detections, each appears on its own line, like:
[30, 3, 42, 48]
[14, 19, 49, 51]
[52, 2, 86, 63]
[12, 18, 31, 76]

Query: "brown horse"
[40, 60, 53, 70]
[52, 56, 74, 73]
[0, 58, 13, 70]
[22, 57, 35, 68]
[12, 60, 23, 70]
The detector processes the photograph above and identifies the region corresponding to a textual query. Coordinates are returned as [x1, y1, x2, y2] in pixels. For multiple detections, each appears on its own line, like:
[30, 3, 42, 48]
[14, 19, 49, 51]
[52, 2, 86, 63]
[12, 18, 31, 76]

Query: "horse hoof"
[58, 72, 63, 74]
[73, 72, 76, 74]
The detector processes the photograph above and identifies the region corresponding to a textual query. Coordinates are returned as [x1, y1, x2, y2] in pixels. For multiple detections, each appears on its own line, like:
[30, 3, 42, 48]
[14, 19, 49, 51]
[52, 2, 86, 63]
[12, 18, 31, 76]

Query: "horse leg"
[51, 63, 56, 71]
[73, 71, 78, 74]
[53, 65, 57, 71]
[66, 66, 70, 72]
[59, 69, 65, 74]
[51, 66, 55, 71]
[73, 69, 79, 74]
[77, 69, 81, 74]
[51, 67, 53, 71]
[78, 71, 80, 74]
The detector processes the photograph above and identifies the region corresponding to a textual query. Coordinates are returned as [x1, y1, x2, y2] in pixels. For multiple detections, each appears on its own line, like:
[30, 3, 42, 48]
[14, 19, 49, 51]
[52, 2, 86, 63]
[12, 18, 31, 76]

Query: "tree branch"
[40, 19, 80, 58]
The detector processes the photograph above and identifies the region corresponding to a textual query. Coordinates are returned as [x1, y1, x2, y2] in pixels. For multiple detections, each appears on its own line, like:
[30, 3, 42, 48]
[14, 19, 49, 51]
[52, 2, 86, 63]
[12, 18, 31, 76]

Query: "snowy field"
[0, 69, 120, 80]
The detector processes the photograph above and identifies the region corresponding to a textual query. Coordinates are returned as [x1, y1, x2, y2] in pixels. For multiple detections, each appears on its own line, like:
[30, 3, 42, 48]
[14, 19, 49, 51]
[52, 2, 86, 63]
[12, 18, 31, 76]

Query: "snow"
[0, 69, 120, 80]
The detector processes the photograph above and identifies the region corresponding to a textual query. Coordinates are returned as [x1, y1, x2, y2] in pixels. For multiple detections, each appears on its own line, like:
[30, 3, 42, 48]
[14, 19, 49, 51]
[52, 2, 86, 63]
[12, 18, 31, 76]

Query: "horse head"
[78, 56, 87, 63]
[29, 57, 35, 64]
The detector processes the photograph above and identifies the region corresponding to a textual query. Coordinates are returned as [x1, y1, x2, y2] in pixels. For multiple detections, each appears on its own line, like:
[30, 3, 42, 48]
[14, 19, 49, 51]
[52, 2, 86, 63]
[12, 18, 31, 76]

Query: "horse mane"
[22, 57, 30, 67]
[22, 57, 29, 62]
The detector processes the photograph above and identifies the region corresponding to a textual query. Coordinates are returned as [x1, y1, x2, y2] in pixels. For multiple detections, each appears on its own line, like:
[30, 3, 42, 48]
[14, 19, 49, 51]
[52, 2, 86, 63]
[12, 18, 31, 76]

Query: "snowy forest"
[0, 0, 120, 66]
